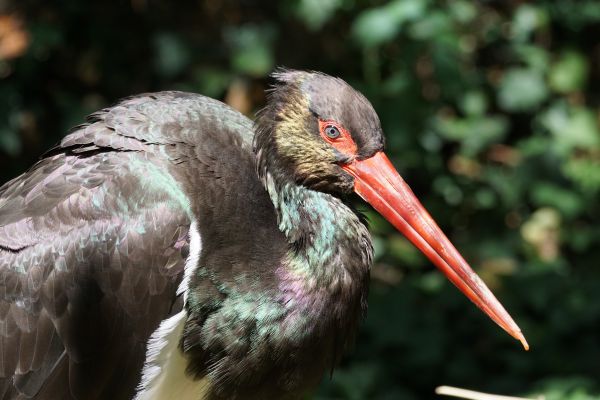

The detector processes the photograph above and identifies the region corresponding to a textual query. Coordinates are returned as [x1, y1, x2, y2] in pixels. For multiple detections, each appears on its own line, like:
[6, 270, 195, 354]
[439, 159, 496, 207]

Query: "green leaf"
[530, 182, 584, 218]
[539, 103, 600, 154]
[434, 114, 508, 155]
[448, 0, 477, 24]
[352, 0, 426, 47]
[352, 9, 400, 47]
[536, 377, 597, 400]
[295, 0, 344, 30]
[497, 68, 548, 112]
[460, 91, 488, 116]
[192, 68, 232, 98]
[432, 175, 463, 205]
[549, 51, 588, 93]
[511, 4, 548, 42]
[563, 156, 600, 193]
[225, 25, 275, 77]
[515, 44, 550, 72]
[416, 271, 445, 293]
[409, 11, 451, 40]
[474, 188, 497, 209]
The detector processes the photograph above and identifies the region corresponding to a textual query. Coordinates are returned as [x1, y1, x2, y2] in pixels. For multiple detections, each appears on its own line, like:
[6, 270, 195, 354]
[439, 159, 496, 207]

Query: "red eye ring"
[318, 119, 358, 156]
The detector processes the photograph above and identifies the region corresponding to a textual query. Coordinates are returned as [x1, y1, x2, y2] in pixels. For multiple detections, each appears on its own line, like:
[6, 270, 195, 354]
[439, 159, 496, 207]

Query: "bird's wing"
[0, 91, 254, 399]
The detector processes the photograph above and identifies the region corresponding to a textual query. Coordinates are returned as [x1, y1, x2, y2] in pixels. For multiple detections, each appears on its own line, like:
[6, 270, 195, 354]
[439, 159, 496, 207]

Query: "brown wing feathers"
[0, 92, 230, 399]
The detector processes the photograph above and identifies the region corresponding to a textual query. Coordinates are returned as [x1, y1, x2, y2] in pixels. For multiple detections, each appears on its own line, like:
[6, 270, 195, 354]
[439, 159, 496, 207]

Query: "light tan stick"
[435, 385, 544, 400]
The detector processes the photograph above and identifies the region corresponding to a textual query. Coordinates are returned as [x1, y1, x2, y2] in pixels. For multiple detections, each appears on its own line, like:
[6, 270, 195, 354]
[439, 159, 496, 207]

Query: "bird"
[0, 69, 527, 400]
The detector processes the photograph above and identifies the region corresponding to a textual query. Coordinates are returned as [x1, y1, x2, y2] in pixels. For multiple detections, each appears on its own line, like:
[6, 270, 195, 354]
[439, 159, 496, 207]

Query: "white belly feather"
[135, 220, 208, 400]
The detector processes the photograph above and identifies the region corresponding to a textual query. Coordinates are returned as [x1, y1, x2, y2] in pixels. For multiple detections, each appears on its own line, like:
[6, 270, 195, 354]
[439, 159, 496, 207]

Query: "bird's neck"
[262, 172, 372, 291]
[261, 172, 372, 366]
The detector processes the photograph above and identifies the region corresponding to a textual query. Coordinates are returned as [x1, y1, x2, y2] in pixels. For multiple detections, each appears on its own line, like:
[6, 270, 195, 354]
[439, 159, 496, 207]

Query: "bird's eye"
[325, 125, 341, 139]
[318, 119, 358, 154]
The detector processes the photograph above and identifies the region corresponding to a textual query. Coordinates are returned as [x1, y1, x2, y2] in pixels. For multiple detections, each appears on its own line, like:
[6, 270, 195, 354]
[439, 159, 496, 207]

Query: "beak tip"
[519, 336, 530, 351]
[511, 329, 529, 351]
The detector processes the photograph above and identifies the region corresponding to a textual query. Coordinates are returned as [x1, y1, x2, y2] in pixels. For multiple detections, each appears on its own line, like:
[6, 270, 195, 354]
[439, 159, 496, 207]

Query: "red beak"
[343, 152, 528, 350]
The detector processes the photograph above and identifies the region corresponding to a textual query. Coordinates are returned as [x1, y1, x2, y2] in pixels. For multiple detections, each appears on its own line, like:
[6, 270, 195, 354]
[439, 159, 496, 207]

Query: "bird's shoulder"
[58, 91, 256, 153]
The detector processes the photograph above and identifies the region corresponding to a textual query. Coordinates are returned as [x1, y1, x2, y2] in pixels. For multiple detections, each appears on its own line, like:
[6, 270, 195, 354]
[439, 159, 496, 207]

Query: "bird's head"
[255, 69, 384, 193]
[254, 69, 528, 350]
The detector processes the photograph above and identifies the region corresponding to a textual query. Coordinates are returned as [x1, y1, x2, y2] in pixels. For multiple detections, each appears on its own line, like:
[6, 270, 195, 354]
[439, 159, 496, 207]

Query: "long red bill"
[342, 152, 528, 350]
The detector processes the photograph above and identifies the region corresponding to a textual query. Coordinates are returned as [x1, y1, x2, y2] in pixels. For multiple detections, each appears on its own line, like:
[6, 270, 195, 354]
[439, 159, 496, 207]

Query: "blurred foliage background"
[0, 0, 599, 399]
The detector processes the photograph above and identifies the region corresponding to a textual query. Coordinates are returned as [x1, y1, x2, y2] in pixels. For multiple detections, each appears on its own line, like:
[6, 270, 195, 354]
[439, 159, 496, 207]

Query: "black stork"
[0, 70, 527, 400]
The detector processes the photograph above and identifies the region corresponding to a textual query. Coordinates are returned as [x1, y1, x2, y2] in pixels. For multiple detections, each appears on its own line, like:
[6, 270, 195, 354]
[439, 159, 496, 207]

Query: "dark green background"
[1, 1, 599, 399]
